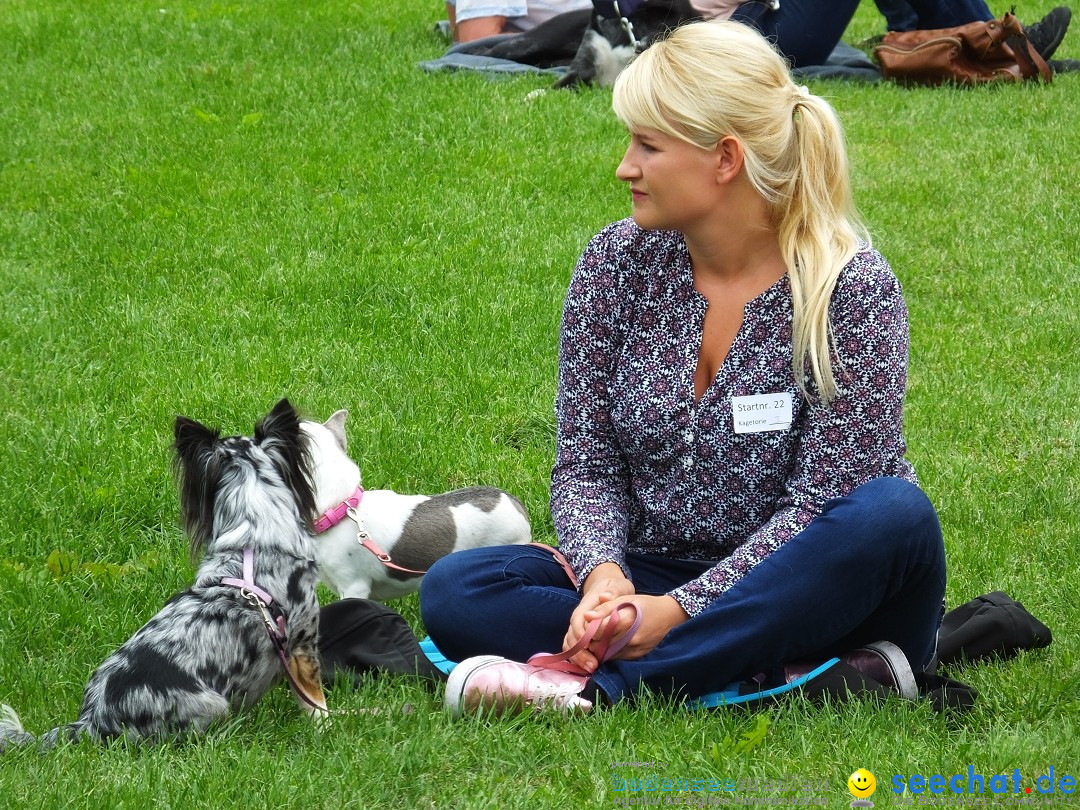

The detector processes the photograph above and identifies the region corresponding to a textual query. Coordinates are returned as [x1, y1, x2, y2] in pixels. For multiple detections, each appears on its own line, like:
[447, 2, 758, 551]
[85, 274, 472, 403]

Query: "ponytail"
[780, 91, 867, 402]
[613, 20, 868, 403]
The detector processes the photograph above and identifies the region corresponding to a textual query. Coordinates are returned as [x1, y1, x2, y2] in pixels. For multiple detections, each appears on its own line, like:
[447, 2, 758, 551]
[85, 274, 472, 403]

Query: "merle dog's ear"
[256, 398, 299, 444]
[174, 415, 220, 452]
[173, 415, 222, 556]
[256, 398, 317, 526]
[324, 409, 348, 452]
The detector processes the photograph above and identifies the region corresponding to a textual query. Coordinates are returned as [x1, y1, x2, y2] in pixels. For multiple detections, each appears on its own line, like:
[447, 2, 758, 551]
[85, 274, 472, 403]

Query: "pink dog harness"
[313, 485, 427, 576]
[220, 547, 325, 713]
[221, 547, 277, 607]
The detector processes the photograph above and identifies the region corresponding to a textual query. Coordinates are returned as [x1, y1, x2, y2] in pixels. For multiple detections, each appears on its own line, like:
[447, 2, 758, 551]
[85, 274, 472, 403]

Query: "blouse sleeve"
[669, 251, 917, 616]
[550, 226, 635, 586]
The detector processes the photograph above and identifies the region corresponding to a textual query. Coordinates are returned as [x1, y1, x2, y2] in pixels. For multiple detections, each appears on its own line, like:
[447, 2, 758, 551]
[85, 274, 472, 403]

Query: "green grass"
[1, 1, 1078, 807]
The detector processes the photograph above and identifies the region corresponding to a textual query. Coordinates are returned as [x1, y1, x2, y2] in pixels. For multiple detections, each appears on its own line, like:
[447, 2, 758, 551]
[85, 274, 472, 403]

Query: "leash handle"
[527, 601, 641, 674]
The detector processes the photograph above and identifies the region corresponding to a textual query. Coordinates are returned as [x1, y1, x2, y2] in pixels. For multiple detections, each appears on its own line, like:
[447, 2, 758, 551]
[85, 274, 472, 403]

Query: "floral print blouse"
[550, 218, 918, 617]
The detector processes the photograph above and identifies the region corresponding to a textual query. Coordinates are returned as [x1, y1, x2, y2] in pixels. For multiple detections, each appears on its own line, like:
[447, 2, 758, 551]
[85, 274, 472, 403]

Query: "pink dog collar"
[313, 485, 364, 534]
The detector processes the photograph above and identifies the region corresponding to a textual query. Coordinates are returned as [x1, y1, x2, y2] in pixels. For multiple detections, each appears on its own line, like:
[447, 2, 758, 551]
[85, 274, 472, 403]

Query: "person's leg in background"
[731, 0, 862, 67]
[445, 0, 516, 42]
[901, 0, 992, 27]
[874, 0, 919, 31]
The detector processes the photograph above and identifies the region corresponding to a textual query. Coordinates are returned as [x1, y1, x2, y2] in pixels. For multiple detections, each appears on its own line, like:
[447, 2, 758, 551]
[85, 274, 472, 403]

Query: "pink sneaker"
[444, 655, 593, 718]
[444, 602, 643, 718]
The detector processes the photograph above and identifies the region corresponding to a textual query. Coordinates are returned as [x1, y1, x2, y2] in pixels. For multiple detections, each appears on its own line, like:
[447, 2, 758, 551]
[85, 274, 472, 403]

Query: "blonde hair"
[612, 20, 868, 402]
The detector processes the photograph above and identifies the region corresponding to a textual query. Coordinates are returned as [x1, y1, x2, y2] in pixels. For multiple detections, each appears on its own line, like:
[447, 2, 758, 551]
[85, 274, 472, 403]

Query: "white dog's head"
[299, 410, 362, 517]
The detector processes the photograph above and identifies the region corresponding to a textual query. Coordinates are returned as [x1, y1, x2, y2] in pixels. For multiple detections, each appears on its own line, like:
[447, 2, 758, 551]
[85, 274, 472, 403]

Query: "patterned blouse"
[550, 218, 918, 617]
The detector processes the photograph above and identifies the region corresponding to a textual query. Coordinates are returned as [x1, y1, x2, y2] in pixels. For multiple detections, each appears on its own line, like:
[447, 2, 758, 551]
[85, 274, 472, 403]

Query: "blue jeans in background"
[876, 0, 994, 30]
[729, 0, 996, 66]
[420, 476, 946, 703]
[731, 0, 862, 67]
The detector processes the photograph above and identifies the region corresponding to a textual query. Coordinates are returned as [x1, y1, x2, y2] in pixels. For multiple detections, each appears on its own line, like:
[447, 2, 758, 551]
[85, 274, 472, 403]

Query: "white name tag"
[731, 392, 793, 434]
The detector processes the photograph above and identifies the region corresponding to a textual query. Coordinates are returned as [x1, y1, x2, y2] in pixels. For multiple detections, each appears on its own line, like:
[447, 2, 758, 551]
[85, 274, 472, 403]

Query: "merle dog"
[0, 398, 329, 750]
[457, 0, 698, 87]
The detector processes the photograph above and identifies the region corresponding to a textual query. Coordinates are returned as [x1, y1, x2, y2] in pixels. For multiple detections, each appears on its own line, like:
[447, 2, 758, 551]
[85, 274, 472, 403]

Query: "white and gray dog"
[302, 410, 532, 601]
[0, 398, 328, 750]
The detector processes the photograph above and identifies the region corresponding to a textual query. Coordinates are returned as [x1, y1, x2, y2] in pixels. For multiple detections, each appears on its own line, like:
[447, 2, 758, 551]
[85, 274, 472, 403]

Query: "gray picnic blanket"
[419, 34, 568, 77]
[419, 38, 881, 81]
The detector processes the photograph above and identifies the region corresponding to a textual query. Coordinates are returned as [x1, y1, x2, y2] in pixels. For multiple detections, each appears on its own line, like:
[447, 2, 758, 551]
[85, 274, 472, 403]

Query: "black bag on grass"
[318, 598, 445, 687]
[936, 590, 1052, 666]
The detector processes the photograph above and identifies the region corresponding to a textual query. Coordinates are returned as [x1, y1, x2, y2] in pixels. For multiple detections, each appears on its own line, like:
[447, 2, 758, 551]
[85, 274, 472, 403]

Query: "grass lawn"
[1, 1, 1077, 807]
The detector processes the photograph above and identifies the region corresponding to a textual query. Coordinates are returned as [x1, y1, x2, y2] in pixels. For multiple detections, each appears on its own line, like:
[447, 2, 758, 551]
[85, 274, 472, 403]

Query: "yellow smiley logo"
[848, 769, 877, 798]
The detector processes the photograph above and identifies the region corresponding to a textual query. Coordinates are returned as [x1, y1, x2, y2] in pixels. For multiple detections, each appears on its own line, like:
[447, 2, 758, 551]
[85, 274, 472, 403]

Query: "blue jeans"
[731, 0, 994, 67]
[420, 477, 946, 703]
[732, 0, 862, 67]
[875, 0, 919, 31]
[875, 0, 994, 31]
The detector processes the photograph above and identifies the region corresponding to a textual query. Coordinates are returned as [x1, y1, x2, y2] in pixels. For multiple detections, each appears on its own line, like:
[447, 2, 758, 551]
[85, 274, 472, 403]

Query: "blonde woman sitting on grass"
[421, 20, 946, 715]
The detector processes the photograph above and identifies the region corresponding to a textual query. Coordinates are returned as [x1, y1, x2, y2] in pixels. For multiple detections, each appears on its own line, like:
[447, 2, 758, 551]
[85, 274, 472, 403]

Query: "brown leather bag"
[874, 12, 1052, 86]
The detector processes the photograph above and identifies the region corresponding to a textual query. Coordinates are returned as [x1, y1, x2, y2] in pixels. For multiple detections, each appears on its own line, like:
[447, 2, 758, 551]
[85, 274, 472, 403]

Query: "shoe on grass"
[783, 640, 918, 700]
[444, 655, 593, 717]
[1024, 7, 1071, 61]
[444, 602, 640, 718]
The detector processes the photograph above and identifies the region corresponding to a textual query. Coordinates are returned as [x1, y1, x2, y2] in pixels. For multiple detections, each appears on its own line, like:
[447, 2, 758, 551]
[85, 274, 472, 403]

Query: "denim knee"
[842, 477, 941, 540]
[419, 552, 469, 632]
[420, 545, 563, 640]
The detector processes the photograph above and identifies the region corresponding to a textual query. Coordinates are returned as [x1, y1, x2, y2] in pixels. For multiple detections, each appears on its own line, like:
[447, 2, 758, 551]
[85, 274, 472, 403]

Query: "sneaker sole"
[861, 641, 918, 700]
[444, 655, 507, 719]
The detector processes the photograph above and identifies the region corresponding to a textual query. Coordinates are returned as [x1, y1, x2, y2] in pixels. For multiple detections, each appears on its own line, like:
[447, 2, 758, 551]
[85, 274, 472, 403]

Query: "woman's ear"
[714, 136, 744, 185]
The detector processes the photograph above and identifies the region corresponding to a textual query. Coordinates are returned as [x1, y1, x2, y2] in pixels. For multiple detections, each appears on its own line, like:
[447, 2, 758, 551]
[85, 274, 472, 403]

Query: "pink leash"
[220, 547, 326, 713]
[530, 543, 579, 589]
[527, 601, 642, 676]
[316, 494, 583, 582]
[521, 544, 640, 674]
[313, 485, 428, 576]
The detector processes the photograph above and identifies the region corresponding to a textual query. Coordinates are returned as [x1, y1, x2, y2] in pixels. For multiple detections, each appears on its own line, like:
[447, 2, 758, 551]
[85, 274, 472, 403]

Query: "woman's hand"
[563, 564, 689, 672]
[563, 563, 635, 670]
[571, 594, 689, 672]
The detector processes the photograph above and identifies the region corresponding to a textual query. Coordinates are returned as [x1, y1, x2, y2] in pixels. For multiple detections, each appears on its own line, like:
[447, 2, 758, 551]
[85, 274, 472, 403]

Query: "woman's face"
[615, 128, 721, 233]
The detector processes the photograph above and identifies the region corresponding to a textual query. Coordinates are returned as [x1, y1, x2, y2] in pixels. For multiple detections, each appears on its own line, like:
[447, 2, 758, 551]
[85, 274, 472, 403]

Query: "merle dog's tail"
[1, 704, 87, 752]
[0, 704, 35, 752]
